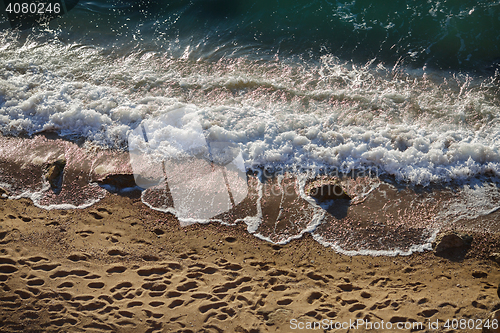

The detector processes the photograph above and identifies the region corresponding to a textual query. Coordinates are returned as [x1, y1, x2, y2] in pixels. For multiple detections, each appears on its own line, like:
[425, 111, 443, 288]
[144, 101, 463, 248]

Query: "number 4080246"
[5, 2, 61, 14]
[443, 318, 498, 330]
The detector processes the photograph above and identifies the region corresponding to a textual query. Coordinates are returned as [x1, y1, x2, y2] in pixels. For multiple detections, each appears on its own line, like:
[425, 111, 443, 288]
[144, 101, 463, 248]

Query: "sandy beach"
[0, 189, 499, 332]
[2, 0, 500, 331]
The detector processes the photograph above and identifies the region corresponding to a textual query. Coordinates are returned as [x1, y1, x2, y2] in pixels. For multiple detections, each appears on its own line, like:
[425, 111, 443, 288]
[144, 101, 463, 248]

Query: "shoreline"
[1, 193, 500, 332]
[1, 134, 499, 256]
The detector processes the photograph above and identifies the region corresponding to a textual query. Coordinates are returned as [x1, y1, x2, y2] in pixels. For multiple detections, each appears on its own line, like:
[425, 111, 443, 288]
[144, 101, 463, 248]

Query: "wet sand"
[0, 192, 500, 332]
[1, 134, 499, 254]
[1, 135, 500, 332]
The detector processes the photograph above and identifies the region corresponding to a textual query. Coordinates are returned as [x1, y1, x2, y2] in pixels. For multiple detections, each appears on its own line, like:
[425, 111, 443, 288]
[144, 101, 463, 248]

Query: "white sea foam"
[1, 30, 500, 255]
[312, 233, 436, 257]
[436, 182, 500, 230]
[9, 185, 106, 210]
[1, 34, 499, 187]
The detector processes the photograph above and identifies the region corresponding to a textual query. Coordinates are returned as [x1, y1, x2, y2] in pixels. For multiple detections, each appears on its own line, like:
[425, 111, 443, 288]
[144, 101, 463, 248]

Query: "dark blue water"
[52, 0, 500, 71]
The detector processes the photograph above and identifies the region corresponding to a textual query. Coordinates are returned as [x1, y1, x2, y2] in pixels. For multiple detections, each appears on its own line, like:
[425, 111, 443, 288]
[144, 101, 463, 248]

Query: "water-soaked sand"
[1, 134, 499, 255]
[1, 135, 500, 331]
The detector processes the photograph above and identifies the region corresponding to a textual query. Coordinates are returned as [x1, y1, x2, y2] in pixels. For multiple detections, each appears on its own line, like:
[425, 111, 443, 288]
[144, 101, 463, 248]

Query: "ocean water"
[1, 0, 500, 255]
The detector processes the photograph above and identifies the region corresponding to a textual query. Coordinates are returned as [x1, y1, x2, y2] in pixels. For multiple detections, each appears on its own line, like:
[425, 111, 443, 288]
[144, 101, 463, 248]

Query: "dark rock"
[44, 158, 66, 192]
[97, 174, 137, 191]
[432, 232, 472, 258]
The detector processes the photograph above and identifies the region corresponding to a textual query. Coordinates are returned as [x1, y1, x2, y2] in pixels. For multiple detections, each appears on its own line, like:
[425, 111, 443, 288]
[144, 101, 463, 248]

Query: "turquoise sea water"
[29, 0, 500, 71]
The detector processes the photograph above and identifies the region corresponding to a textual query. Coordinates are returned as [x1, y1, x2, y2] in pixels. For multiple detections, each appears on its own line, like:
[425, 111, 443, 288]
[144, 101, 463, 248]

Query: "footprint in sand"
[67, 253, 88, 262]
[106, 266, 127, 274]
[107, 248, 128, 256]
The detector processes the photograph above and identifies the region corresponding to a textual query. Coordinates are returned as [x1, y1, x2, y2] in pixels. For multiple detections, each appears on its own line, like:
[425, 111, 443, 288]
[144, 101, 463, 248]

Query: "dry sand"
[0, 191, 500, 333]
